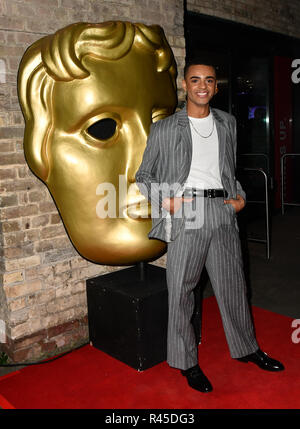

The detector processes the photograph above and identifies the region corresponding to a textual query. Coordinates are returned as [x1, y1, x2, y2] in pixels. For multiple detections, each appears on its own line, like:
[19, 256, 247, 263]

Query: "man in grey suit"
[136, 59, 284, 393]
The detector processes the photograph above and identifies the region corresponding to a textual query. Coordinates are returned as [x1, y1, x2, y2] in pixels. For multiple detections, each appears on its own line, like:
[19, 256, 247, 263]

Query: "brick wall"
[187, 0, 300, 39]
[0, 0, 185, 362]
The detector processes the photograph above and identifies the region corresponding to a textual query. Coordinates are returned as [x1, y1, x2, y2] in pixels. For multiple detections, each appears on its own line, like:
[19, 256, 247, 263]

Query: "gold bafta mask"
[18, 21, 177, 265]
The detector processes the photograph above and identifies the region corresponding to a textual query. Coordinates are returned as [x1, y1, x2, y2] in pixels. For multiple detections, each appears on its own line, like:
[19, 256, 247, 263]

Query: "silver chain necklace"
[189, 117, 215, 139]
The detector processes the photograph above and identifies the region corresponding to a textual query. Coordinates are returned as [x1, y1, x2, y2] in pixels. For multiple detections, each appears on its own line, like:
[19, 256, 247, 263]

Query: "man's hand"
[162, 197, 193, 214]
[224, 194, 246, 213]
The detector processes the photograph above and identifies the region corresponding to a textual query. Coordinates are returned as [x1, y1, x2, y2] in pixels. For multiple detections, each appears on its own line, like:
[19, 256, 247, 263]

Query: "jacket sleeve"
[135, 123, 162, 216]
[231, 116, 246, 202]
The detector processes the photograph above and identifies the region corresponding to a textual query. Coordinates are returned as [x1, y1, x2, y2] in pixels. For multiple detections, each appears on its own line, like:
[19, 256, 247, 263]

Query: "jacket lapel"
[177, 106, 192, 179]
[211, 108, 227, 178]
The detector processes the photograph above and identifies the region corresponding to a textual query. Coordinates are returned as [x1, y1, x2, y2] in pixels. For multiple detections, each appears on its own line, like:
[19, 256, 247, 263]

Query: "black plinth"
[86, 264, 168, 371]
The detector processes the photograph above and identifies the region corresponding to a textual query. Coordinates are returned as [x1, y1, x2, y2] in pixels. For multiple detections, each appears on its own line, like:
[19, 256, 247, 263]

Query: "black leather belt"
[184, 188, 228, 198]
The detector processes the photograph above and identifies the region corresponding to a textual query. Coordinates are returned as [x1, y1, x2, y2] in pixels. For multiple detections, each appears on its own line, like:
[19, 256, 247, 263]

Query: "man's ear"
[182, 79, 187, 92]
[215, 84, 218, 94]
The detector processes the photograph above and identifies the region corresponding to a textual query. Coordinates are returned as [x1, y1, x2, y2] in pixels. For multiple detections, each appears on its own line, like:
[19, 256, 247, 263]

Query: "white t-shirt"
[184, 112, 223, 189]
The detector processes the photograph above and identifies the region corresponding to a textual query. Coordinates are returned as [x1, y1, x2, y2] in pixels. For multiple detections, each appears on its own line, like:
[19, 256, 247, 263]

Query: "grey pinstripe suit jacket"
[135, 105, 245, 243]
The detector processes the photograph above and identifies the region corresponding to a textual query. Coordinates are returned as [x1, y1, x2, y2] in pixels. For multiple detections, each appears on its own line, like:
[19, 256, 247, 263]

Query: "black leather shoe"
[181, 364, 213, 393]
[236, 349, 284, 371]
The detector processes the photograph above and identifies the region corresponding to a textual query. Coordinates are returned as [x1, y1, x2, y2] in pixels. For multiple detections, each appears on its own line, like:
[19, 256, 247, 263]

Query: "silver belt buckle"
[207, 189, 214, 198]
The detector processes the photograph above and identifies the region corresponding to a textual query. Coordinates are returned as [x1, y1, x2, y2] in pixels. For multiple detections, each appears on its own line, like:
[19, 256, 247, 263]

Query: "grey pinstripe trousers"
[166, 196, 259, 370]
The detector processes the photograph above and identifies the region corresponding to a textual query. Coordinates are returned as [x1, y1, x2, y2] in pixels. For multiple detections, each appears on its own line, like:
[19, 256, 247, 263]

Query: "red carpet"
[0, 297, 299, 409]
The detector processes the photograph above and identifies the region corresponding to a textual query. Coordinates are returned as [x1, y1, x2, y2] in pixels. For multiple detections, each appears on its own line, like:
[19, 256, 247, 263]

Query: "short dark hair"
[183, 58, 218, 78]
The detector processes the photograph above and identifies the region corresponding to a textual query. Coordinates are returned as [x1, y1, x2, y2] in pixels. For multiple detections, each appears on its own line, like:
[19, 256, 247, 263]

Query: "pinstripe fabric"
[166, 197, 258, 370]
[136, 105, 259, 370]
[135, 105, 245, 243]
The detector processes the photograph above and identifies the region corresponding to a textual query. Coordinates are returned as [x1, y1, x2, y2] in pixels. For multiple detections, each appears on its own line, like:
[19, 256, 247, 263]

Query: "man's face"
[182, 64, 217, 109]
[46, 47, 177, 265]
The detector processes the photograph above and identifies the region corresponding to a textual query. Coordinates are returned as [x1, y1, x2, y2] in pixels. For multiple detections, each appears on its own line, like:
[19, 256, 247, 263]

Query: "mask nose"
[126, 116, 149, 185]
[126, 143, 145, 185]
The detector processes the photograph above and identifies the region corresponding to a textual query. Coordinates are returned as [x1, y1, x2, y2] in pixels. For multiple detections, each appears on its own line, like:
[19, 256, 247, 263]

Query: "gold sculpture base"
[86, 263, 168, 371]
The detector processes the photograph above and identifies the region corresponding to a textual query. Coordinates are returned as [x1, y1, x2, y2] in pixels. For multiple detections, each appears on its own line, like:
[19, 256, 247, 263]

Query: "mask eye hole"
[87, 118, 117, 140]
